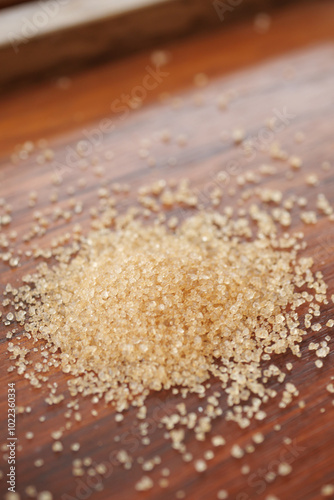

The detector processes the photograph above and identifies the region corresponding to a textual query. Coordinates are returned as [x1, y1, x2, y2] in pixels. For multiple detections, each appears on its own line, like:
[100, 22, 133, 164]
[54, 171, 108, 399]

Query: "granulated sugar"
[2, 123, 334, 498]
[5, 191, 330, 425]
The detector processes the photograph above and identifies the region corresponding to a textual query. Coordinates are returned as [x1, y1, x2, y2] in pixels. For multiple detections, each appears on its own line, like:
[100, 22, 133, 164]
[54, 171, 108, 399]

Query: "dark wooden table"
[1, 2, 334, 499]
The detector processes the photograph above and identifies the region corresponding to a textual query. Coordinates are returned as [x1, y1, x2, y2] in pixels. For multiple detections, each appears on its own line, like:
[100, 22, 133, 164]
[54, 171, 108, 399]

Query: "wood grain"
[0, 1, 334, 499]
[0, 0, 310, 91]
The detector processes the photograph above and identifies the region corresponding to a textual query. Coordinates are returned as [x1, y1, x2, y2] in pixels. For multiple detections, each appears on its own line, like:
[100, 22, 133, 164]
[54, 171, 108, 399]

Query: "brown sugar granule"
[70, 442, 80, 452]
[326, 383, 334, 394]
[241, 464, 250, 475]
[135, 475, 153, 491]
[217, 489, 229, 499]
[231, 444, 244, 459]
[321, 484, 334, 496]
[34, 459, 44, 468]
[278, 462, 292, 476]
[25, 485, 37, 497]
[5, 493, 20, 500]
[305, 174, 319, 186]
[52, 441, 63, 453]
[252, 432, 265, 444]
[37, 493, 53, 500]
[289, 156, 302, 169]
[232, 128, 245, 144]
[194, 459, 207, 473]
[176, 490, 186, 499]
[300, 211, 317, 225]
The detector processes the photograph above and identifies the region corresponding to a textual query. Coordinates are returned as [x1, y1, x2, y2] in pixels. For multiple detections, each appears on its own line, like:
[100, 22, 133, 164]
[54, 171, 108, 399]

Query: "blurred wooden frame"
[0, 0, 32, 8]
[0, 0, 310, 91]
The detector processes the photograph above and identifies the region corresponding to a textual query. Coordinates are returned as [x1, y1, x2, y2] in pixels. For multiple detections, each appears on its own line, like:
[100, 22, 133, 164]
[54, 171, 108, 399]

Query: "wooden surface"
[0, 0, 309, 91]
[1, 1, 334, 499]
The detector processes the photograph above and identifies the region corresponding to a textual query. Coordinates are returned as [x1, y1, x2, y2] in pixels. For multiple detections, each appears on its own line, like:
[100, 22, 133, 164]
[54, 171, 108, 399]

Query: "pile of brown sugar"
[2, 161, 334, 499]
[7, 202, 329, 422]
[2, 124, 334, 498]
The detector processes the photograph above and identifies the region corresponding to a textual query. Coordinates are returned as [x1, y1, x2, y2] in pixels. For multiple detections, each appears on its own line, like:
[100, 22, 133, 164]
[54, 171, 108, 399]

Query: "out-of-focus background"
[0, 0, 312, 91]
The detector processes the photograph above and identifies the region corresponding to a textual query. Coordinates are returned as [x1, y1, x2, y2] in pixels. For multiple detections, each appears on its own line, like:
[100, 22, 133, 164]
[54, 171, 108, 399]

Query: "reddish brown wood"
[0, 2, 334, 500]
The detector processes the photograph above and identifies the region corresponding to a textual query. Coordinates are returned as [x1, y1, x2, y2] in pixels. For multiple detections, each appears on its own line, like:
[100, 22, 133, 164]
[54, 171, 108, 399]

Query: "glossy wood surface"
[0, 2, 334, 499]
